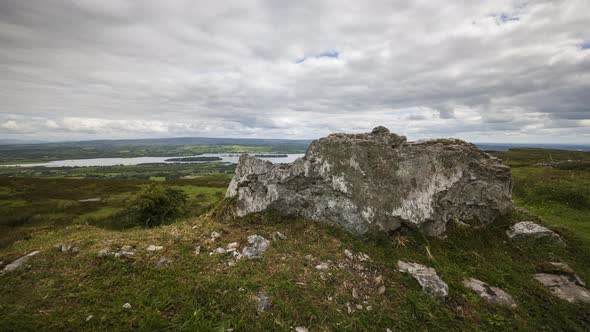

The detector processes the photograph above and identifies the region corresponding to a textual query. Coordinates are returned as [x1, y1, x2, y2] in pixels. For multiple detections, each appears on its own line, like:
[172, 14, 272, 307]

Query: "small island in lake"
[253, 154, 288, 158]
[165, 156, 223, 162]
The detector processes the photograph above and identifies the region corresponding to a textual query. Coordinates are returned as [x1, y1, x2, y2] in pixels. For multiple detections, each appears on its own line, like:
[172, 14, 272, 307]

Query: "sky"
[0, 0, 589, 143]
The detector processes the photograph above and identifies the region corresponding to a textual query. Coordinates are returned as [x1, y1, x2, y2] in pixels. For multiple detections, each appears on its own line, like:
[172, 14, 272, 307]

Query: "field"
[0, 148, 589, 331]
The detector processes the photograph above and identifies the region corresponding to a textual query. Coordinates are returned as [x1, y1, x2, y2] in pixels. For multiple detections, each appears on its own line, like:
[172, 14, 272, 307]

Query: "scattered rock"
[210, 231, 221, 241]
[85, 315, 94, 322]
[121, 245, 133, 251]
[78, 197, 101, 202]
[304, 254, 314, 260]
[156, 258, 172, 268]
[2, 251, 40, 273]
[255, 291, 272, 312]
[122, 303, 131, 309]
[146, 245, 163, 252]
[315, 262, 330, 270]
[534, 274, 590, 303]
[226, 242, 239, 249]
[506, 221, 561, 242]
[344, 249, 354, 259]
[271, 231, 287, 241]
[462, 278, 516, 307]
[215, 247, 227, 254]
[295, 327, 308, 332]
[194, 246, 201, 255]
[242, 235, 270, 259]
[114, 251, 135, 259]
[98, 249, 110, 257]
[227, 126, 512, 236]
[398, 260, 448, 298]
[545, 262, 585, 286]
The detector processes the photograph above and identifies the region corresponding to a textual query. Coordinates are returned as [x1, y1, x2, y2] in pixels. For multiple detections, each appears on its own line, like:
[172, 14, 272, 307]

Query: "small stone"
[462, 278, 516, 307]
[344, 249, 354, 259]
[98, 249, 110, 257]
[256, 291, 272, 312]
[211, 231, 221, 239]
[227, 242, 239, 249]
[71, 247, 80, 253]
[61, 244, 72, 252]
[356, 304, 363, 310]
[216, 247, 227, 254]
[115, 251, 135, 259]
[366, 305, 372, 311]
[375, 275, 383, 285]
[121, 245, 133, 251]
[295, 327, 308, 332]
[352, 288, 359, 298]
[156, 258, 172, 268]
[305, 254, 314, 260]
[315, 262, 329, 270]
[2, 251, 40, 273]
[122, 303, 131, 309]
[398, 260, 448, 298]
[146, 245, 164, 252]
[378, 285, 386, 295]
[194, 246, 201, 255]
[506, 221, 561, 242]
[85, 315, 94, 322]
[271, 231, 287, 241]
[242, 235, 270, 259]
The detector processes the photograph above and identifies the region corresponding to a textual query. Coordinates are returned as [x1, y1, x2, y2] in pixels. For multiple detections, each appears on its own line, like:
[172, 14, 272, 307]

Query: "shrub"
[128, 184, 188, 227]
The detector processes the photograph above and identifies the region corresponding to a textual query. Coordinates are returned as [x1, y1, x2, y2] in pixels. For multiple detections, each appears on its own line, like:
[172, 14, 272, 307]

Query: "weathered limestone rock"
[227, 126, 512, 236]
[242, 235, 270, 259]
[534, 273, 590, 303]
[533, 262, 590, 303]
[1, 251, 40, 273]
[397, 260, 449, 298]
[506, 221, 561, 242]
[462, 278, 516, 307]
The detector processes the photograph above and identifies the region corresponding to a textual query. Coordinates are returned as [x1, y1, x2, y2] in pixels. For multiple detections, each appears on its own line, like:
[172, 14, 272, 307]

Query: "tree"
[128, 184, 187, 227]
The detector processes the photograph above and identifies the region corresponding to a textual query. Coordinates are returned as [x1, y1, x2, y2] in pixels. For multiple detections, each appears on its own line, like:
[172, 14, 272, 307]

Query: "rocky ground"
[1, 203, 589, 331]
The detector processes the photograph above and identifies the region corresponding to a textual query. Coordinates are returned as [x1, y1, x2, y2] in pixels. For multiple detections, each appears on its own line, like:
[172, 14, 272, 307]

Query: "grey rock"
[242, 235, 270, 259]
[507, 222, 561, 241]
[462, 278, 516, 307]
[156, 258, 173, 268]
[227, 127, 512, 236]
[255, 291, 272, 312]
[271, 231, 287, 241]
[398, 260, 448, 298]
[114, 251, 135, 258]
[122, 303, 132, 309]
[534, 273, 590, 303]
[295, 327, 308, 332]
[2, 251, 40, 273]
[146, 245, 163, 252]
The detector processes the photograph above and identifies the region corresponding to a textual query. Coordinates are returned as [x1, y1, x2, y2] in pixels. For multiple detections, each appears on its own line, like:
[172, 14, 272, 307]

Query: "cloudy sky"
[0, 0, 589, 143]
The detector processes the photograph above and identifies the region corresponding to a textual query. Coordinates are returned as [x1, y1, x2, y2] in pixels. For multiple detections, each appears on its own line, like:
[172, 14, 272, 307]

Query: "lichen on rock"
[226, 126, 512, 236]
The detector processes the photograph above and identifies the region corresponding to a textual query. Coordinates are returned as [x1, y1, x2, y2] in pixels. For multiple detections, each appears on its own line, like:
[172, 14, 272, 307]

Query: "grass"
[0, 208, 588, 331]
[0, 148, 589, 331]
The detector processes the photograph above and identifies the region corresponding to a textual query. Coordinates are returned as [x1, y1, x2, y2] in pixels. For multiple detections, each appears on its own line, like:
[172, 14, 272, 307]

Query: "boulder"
[462, 278, 516, 307]
[226, 127, 512, 236]
[397, 260, 448, 298]
[506, 222, 561, 241]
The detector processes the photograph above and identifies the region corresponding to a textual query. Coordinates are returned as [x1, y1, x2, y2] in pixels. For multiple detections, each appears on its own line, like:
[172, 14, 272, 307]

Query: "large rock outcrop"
[226, 126, 512, 236]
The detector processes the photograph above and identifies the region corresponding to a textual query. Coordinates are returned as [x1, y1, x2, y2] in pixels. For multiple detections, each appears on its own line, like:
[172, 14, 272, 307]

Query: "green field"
[0, 149, 589, 331]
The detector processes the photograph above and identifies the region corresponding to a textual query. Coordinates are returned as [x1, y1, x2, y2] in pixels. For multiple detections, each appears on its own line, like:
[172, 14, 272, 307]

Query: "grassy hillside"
[0, 149, 589, 331]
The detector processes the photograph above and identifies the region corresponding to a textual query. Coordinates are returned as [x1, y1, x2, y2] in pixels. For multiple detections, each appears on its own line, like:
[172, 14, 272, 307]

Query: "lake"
[2, 153, 306, 168]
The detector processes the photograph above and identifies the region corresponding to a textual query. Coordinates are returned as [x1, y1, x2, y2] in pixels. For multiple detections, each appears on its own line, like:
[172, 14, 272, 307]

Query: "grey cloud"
[0, 0, 589, 143]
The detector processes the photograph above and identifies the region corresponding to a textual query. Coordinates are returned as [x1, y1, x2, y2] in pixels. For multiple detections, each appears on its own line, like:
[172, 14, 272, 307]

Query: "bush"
[128, 184, 188, 227]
